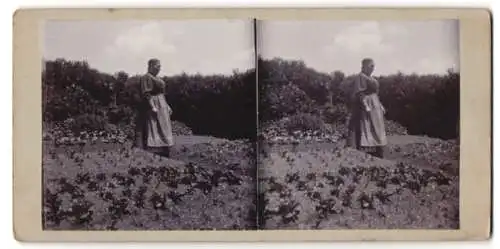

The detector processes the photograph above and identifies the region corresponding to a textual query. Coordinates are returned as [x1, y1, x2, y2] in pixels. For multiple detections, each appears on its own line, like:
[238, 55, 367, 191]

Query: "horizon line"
[42, 57, 459, 78]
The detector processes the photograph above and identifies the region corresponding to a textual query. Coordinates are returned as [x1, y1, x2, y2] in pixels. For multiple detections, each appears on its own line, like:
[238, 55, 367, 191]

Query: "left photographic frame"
[41, 19, 258, 231]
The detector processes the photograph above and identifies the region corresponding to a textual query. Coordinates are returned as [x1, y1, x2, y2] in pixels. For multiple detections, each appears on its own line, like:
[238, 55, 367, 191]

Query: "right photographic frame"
[257, 19, 461, 230]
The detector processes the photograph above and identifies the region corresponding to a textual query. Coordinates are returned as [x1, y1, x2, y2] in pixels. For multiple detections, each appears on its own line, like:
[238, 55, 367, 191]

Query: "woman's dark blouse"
[138, 73, 166, 111]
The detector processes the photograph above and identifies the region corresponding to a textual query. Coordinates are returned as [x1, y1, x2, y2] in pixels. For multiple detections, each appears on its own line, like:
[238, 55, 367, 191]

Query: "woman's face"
[363, 61, 375, 75]
[149, 61, 161, 75]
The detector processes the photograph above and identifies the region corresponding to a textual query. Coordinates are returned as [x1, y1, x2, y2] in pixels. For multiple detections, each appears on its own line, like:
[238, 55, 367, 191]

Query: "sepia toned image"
[257, 20, 460, 229]
[41, 19, 257, 230]
[13, 8, 490, 242]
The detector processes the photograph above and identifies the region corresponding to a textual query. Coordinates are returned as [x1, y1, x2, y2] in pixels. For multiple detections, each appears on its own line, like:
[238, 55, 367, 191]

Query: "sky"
[44, 19, 459, 77]
[43, 20, 255, 76]
[258, 20, 460, 76]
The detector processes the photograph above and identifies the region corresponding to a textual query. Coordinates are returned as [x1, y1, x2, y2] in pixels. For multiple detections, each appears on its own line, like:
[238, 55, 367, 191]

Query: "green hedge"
[258, 57, 460, 140]
[42, 59, 256, 140]
[43, 58, 459, 141]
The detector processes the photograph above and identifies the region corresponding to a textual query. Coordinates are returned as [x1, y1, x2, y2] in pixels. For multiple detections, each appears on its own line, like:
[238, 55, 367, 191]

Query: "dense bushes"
[377, 71, 459, 139]
[258, 58, 338, 122]
[320, 104, 350, 125]
[258, 57, 460, 140]
[277, 113, 330, 135]
[43, 57, 459, 141]
[163, 71, 256, 140]
[42, 59, 256, 140]
[69, 114, 112, 134]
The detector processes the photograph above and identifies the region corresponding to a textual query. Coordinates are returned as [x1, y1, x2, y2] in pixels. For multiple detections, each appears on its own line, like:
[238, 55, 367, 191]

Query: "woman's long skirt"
[358, 94, 387, 147]
[144, 94, 175, 148]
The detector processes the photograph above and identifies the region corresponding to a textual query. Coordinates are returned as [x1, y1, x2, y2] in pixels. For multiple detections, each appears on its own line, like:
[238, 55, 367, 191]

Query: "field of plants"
[42, 59, 257, 230]
[43, 136, 257, 230]
[257, 57, 460, 229]
[42, 56, 460, 230]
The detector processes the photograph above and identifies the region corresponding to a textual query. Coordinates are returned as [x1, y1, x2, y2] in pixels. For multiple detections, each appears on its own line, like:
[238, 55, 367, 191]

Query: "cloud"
[328, 22, 393, 55]
[256, 20, 458, 76]
[91, 20, 255, 76]
[318, 21, 399, 75]
[190, 48, 254, 75]
[103, 22, 179, 60]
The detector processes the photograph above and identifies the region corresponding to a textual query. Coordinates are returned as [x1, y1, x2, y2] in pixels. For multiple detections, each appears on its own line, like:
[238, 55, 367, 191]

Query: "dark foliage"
[43, 57, 459, 140]
[258, 57, 459, 139]
[42, 58, 256, 140]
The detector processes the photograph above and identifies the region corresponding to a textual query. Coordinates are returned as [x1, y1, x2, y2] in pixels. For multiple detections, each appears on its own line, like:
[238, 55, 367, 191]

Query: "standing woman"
[136, 58, 174, 157]
[345, 58, 387, 158]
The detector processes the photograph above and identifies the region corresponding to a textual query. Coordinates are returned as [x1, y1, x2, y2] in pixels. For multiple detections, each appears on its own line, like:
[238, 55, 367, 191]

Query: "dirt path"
[45, 134, 458, 175]
[44, 135, 234, 154]
[262, 135, 459, 174]
[264, 135, 443, 152]
[173, 135, 232, 145]
[386, 135, 446, 145]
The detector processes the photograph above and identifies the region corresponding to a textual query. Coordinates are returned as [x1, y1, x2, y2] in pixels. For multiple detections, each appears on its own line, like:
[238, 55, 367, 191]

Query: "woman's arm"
[159, 78, 171, 114]
[141, 76, 157, 112]
[358, 75, 377, 95]
[353, 75, 368, 98]
[148, 98, 157, 112]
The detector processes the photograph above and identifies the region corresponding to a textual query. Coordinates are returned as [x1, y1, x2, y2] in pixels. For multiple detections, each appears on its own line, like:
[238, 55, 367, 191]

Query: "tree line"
[42, 57, 459, 141]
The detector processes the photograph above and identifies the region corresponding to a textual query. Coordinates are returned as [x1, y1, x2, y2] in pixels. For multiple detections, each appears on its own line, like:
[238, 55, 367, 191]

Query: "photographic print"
[13, 8, 491, 242]
[257, 20, 461, 229]
[41, 19, 257, 230]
